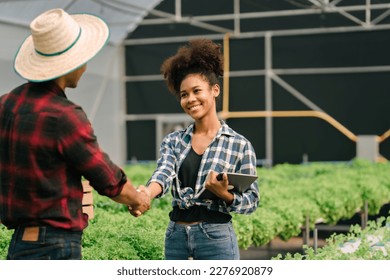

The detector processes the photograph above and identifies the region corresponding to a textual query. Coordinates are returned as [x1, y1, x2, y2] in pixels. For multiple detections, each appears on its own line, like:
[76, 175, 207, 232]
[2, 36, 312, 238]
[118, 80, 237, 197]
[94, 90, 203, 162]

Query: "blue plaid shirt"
[147, 120, 259, 215]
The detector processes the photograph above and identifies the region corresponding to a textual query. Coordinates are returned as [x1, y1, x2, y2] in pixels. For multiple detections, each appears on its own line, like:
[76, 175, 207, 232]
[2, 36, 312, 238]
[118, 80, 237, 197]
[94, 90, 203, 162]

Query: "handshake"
[127, 185, 151, 217]
[83, 180, 159, 218]
[88, 180, 154, 218]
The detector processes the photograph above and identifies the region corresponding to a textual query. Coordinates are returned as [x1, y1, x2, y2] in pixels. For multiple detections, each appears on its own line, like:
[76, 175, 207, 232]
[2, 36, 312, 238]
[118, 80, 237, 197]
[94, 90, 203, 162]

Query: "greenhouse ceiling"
[0, 0, 163, 45]
[1, 1, 390, 46]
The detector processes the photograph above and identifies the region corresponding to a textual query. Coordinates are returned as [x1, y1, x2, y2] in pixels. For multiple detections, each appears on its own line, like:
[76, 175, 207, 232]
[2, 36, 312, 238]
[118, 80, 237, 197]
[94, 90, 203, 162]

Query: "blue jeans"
[164, 221, 240, 260]
[7, 225, 82, 260]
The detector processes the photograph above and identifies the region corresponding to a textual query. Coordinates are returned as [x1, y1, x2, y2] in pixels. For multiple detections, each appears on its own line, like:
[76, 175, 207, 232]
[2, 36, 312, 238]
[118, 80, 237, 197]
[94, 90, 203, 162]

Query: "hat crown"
[30, 9, 80, 56]
[15, 8, 109, 82]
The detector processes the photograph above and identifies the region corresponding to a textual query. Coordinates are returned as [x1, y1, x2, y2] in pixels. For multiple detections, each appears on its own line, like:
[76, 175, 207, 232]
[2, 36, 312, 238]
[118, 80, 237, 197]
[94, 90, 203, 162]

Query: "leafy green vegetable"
[1, 159, 389, 259]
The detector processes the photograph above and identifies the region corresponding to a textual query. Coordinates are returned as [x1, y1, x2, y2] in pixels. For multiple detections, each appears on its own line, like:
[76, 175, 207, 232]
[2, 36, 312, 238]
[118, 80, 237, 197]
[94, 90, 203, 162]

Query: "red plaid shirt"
[0, 81, 125, 231]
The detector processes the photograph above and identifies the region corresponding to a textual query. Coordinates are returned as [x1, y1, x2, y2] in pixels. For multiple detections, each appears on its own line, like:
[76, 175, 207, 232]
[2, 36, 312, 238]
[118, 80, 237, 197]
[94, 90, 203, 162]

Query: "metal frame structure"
[0, 0, 164, 165]
[123, 0, 390, 165]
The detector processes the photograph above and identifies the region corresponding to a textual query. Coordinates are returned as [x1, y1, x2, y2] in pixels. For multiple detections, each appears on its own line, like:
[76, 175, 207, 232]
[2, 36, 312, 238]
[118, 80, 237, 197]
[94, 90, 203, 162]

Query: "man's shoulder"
[1, 83, 27, 100]
[50, 94, 79, 109]
[0, 92, 8, 102]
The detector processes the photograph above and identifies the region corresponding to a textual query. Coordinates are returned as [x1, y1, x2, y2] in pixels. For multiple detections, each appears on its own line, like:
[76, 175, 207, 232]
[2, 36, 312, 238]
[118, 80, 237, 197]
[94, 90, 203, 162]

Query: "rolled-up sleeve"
[147, 134, 177, 197]
[226, 141, 260, 214]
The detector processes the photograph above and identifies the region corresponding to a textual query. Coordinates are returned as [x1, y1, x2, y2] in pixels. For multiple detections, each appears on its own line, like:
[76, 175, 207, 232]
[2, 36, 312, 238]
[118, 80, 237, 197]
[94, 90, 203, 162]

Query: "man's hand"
[127, 185, 151, 217]
[110, 181, 151, 216]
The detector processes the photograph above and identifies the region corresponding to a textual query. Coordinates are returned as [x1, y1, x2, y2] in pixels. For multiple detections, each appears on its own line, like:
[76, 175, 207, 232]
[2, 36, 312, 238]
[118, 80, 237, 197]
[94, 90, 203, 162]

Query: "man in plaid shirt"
[0, 9, 150, 260]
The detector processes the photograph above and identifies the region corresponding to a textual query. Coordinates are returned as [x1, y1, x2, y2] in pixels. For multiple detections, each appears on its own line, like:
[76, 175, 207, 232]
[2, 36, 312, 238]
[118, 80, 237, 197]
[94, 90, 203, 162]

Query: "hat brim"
[14, 14, 109, 82]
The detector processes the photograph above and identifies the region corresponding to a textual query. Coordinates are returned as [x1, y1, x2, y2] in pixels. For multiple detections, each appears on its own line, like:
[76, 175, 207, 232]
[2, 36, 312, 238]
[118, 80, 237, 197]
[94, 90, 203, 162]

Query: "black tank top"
[169, 147, 231, 223]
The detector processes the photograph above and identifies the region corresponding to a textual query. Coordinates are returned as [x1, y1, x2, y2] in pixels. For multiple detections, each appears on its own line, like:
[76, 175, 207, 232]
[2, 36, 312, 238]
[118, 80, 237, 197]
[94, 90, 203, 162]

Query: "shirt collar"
[28, 80, 67, 99]
[183, 119, 235, 139]
[219, 120, 235, 137]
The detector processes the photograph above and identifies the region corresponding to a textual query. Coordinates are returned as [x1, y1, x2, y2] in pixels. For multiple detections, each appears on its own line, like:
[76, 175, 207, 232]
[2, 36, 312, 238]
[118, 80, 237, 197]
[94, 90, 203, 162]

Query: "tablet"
[217, 172, 258, 193]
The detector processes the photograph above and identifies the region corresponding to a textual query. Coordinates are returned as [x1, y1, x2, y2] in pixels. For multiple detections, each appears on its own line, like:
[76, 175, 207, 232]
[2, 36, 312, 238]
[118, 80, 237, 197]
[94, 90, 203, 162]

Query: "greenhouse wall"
[124, 1, 390, 165]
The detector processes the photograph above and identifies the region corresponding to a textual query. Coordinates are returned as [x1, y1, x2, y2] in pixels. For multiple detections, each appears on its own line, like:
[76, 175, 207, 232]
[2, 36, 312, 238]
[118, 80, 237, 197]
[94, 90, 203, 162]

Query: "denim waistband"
[14, 225, 82, 242]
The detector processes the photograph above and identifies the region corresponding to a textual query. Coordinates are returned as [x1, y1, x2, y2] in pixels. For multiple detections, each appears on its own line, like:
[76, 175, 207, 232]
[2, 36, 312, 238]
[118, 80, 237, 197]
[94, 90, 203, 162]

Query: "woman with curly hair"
[143, 38, 259, 260]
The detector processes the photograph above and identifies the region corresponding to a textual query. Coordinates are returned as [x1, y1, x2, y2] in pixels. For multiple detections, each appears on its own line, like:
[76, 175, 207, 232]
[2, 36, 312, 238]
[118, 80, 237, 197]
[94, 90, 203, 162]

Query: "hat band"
[35, 28, 82, 57]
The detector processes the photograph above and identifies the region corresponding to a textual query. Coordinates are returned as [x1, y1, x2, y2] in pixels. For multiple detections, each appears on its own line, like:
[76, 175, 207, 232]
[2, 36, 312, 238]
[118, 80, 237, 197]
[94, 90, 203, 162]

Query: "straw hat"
[14, 8, 109, 82]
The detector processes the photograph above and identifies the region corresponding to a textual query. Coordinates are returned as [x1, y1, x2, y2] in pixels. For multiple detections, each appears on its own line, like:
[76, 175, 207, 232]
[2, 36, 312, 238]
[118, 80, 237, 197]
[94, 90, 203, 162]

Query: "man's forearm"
[111, 180, 140, 205]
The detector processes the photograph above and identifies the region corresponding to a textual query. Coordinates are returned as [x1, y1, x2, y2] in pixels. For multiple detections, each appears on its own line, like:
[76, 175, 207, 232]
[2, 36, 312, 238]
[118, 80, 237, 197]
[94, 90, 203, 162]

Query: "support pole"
[303, 214, 310, 246]
[313, 228, 318, 253]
